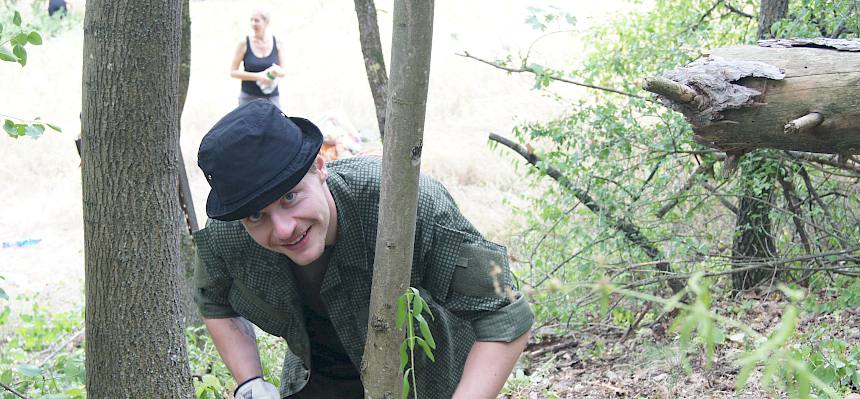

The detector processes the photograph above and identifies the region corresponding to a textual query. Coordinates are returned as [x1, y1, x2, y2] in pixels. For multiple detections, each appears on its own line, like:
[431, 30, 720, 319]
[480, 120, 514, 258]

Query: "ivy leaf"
[13, 32, 29, 46]
[13, 11, 21, 27]
[27, 32, 42, 45]
[12, 44, 26, 66]
[16, 364, 42, 377]
[25, 124, 45, 139]
[3, 119, 19, 138]
[0, 46, 16, 62]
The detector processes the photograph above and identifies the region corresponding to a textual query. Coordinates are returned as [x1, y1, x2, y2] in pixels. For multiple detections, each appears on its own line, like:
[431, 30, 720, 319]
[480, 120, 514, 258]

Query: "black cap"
[198, 100, 323, 221]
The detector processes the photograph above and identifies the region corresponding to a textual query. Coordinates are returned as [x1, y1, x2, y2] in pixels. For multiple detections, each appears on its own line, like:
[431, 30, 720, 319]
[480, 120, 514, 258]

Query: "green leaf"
[25, 124, 45, 139]
[27, 31, 42, 45]
[415, 314, 435, 350]
[412, 293, 424, 318]
[16, 364, 42, 377]
[47, 123, 62, 132]
[13, 32, 29, 46]
[415, 337, 435, 362]
[401, 370, 411, 399]
[3, 119, 19, 137]
[13, 11, 21, 27]
[399, 341, 409, 372]
[0, 46, 16, 62]
[12, 44, 26, 66]
[396, 295, 407, 329]
[0, 287, 7, 300]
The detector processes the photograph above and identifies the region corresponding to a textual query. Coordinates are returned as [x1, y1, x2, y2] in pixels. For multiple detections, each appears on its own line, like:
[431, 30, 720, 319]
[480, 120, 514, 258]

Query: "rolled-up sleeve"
[417, 177, 534, 343]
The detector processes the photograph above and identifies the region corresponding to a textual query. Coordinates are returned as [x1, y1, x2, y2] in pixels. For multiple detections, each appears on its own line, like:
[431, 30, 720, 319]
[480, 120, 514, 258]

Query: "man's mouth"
[285, 227, 310, 247]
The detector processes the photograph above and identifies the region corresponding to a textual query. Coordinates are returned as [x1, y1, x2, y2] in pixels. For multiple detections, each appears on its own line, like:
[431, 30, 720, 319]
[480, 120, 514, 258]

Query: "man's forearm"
[452, 330, 530, 399]
[204, 317, 264, 383]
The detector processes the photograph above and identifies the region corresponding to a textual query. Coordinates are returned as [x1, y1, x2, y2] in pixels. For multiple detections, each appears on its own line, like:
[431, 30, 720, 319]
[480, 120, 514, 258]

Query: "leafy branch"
[396, 287, 436, 399]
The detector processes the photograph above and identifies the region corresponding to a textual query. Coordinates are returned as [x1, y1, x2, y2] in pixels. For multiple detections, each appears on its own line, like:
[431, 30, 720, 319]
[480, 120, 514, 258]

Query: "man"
[194, 100, 534, 398]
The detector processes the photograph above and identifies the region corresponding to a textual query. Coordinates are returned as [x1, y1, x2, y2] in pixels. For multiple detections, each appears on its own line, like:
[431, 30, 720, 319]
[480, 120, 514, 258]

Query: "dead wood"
[643, 39, 860, 155]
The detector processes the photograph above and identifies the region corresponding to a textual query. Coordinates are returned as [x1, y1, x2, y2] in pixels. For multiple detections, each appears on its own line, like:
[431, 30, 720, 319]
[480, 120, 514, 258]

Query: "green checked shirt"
[193, 156, 534, 398]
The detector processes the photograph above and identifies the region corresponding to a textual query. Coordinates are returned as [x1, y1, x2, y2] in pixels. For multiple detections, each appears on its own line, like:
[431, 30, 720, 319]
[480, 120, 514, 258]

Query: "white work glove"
[234, 376, 280, 399]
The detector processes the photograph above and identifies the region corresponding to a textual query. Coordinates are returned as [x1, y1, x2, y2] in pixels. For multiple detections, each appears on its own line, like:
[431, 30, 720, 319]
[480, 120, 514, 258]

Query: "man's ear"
[315, 155, 328, 180]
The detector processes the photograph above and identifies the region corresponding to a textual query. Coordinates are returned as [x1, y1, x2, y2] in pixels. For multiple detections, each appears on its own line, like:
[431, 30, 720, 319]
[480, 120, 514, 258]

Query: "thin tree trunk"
[361, 1, 434, 398]
[731, 0, 788, 291]
[82, 0, 193, 397]
[176, 0, 202, 330]
[354, 0, 389, 140]
[758, 0, 788, 39]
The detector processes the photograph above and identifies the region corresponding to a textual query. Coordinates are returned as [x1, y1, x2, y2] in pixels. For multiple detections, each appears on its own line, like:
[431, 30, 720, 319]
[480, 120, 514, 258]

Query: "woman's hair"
[251, 8, 270, 24]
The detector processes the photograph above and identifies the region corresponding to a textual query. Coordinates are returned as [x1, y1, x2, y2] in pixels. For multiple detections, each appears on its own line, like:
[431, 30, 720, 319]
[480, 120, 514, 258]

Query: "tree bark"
[354, 0, 389, 140]
[82, 0, 193, 397]
[731, 157, 779, 291]
[730, 0, 786, 292]
[758, 0, 788, 39]
[643, 40, 860, 155]
[176, 0, 202, 330]
[361, 1, 434, 398]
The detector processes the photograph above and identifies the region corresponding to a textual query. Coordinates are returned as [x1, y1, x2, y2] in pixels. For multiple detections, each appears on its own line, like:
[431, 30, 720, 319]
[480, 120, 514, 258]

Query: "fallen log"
[643, 38, 860, 155]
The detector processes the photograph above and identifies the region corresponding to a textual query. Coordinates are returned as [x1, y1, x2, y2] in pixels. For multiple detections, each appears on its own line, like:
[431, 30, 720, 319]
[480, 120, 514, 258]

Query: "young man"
[194, 100, 533, 399]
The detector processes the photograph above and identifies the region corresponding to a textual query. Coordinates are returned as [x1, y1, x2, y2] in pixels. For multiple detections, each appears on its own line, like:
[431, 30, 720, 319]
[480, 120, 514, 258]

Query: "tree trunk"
[758, 0, 788, 39]
[731, 157, 779, 291]
[176, 0, 202, 330]
[361, 1, 434, 398]
[353, 0, 389, 140]
[731, 0, 785, 291]
[82, 0, 193, 397]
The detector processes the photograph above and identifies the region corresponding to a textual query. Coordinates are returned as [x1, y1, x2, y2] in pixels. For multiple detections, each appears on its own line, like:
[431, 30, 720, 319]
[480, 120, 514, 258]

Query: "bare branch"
[459, 51, 646, 99]
[722, 1, 754, 19]
[489, 132, 685, 293]
[0, 382, 29, 399]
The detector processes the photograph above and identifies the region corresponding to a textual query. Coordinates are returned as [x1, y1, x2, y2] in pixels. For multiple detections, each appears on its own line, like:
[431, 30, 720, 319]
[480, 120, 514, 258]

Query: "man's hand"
[234, 376, 279, 399]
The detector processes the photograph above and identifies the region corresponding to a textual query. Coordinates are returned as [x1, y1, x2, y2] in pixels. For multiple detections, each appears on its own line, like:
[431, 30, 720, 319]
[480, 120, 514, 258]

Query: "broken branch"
[784, 112, 823, 135]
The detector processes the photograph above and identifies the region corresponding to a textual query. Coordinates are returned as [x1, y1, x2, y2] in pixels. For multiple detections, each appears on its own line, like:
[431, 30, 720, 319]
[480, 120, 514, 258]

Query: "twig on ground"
[38, 329, 84, 368]
[528, 340, 579, 357]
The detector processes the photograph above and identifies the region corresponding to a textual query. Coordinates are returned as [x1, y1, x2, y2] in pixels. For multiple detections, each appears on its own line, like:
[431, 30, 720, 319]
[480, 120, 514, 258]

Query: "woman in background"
[230, 9, 286, 110]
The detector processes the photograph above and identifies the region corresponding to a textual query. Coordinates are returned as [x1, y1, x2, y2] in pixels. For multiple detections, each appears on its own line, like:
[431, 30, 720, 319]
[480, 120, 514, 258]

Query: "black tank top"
[241, 36, 280, 97]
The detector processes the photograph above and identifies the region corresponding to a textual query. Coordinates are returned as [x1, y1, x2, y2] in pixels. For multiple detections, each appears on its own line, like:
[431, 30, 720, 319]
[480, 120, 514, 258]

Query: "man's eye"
[247, 211, 263, 223]
[283, 192, 297, 202]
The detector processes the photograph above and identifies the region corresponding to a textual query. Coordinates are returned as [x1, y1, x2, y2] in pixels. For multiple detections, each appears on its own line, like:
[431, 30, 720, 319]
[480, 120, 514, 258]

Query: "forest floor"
[510, 286, 860, 399]
[6, 1, 854, 398]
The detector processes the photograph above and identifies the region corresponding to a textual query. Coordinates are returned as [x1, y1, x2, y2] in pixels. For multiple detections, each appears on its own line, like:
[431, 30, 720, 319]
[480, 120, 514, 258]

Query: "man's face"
[241, 156, 337, 266]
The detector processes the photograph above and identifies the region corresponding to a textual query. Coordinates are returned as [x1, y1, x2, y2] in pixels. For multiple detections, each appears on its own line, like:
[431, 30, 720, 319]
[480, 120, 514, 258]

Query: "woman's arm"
[204, 317, 264, 383]
[451, 330, 530, 399]
[229, 40, 268, 82]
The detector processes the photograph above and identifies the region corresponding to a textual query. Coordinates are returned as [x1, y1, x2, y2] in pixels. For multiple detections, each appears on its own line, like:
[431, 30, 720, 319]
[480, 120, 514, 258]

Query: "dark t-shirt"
[241, 36, 279, 97]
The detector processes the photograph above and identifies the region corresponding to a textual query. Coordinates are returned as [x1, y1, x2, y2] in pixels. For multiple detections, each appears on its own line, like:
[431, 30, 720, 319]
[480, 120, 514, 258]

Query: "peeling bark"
[644, 39, 860, 155]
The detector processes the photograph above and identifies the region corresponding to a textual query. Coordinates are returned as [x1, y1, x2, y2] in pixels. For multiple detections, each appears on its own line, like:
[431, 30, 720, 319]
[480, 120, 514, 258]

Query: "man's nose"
[270, 211, 296, 241]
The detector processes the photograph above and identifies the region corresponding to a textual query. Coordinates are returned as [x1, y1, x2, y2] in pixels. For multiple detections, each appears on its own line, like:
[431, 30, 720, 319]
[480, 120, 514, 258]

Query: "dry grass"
[0, 0, 626, 315]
